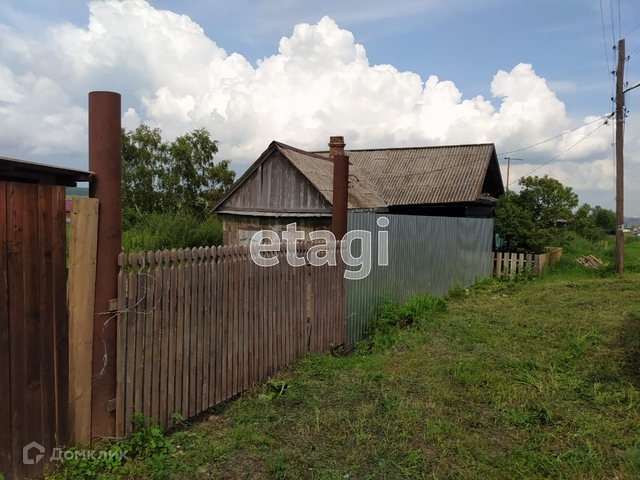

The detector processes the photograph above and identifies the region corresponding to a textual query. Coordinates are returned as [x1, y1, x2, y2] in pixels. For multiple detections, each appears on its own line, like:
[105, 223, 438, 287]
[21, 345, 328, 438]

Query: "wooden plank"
[0, 182, 11, 478]
[248, 245, 256, 388]
[266, 250, 274, 376]
[232, 246, 240, 397]
[183, 248, 192, 417]
[124, 253, 138, 434]
[124, 253, 137, 434]
[518, 253, 525, 275]
[134, 253, 146, 417]
[220, 247, 229, 402]
[277, 248, 284, 370]
[227, 245, 235, 397]
[67, 197, 99, 444]
[52, 186, 69, 447]
[188, 248, 198, 417]
[216, 247, 225, 405]
[7, 183, 27, 480]
[159, 250, 170, 427]
[167, 250, 178, 425]
[150, 251, 162, 424]
[194, 247, 206, 413]
[208, 247, 217, 406]
[287, 247, 293, 366]
[116, 252, 128, 438]
[175, 249, 185, 419]
[296, 246, 304, 360]
[495, 252, 502, 278]
[21, 184, 43, 479]
[242, 246, 249, 391]
[201, 247, 210, 410]
[37, 185, 55, 471]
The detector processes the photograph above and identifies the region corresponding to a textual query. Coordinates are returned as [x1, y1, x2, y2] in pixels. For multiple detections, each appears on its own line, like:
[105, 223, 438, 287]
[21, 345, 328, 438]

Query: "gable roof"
[277, 143, 387, 210]
[314, 143, 503, 205]
[212, 142, 503, 214]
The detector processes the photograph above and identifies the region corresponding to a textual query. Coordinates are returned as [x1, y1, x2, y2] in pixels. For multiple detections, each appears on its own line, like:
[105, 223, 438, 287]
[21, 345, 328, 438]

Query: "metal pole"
[615, 39, 625, 274]
[506, 157, 511, 193]
[88, 91, 122, 439]
[329, 136, 349, 240]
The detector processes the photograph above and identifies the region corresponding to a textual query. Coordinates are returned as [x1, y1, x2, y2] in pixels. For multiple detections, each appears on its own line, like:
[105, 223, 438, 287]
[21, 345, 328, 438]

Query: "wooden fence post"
[68, 198, 99, 444]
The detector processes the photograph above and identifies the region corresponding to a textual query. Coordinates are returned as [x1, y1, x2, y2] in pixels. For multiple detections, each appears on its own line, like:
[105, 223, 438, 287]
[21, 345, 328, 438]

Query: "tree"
[121, 125, 235, 226]
[121, 124, 167, 225]
[494, 175, 579, 253]
[590, 206, 616, 234]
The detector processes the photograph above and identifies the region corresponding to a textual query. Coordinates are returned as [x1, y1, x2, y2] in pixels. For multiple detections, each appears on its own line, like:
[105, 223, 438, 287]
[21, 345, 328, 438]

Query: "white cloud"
[0, 0, 637, 211]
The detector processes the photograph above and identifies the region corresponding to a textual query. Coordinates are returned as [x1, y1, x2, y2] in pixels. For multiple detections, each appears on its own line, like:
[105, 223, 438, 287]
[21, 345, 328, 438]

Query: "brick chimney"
[329, 136, 349, 240]
[329, 136, 346, 158]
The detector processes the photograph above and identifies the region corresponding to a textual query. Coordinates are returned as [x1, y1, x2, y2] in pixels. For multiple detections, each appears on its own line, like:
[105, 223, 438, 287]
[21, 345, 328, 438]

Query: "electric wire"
[624, 22, 640, 39]
[600, 0, 615, 98]
[618, 0, 622, 41]
[507, 121, 610, 187]
[497, 114, 612, 156]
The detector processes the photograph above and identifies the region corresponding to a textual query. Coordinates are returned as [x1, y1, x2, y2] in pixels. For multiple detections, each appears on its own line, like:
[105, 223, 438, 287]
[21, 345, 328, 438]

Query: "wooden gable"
[216, 148, 331, 214]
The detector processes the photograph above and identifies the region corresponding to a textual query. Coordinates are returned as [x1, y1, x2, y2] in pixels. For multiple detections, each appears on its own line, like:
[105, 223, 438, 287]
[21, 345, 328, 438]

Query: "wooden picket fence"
[115, 242, 345, 436]
[491, 248, 563, 278]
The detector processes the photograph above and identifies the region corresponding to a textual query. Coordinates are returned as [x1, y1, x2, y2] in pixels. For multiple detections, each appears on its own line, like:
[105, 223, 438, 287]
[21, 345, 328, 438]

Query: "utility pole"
[504, 157, 523, 193]
[615, 39, 625, 274]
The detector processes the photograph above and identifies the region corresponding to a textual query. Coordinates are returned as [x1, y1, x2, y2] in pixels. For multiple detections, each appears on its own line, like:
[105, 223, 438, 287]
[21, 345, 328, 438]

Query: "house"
[211, 138, 504, 245]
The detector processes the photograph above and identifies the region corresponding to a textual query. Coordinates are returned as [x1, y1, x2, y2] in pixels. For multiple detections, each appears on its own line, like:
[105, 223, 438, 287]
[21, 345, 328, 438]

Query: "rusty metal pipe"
[329, 136, 349, 240]
[88, 91, 121, 440]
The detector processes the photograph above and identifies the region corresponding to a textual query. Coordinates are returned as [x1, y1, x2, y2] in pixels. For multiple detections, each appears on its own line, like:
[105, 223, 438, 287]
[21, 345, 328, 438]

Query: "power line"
[609, 0, 617, 45]
[628, 44, 640, 60]
[600, 0, 615, 99]
[507, 120, 610, 186]
[497, 114, 612, 156]
[618, 0, 622, 40]
[624, 22, 640, 39]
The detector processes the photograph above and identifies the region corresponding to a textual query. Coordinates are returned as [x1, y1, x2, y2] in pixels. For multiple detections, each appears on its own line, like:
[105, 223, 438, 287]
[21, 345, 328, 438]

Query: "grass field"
[48, 237, 640, 479]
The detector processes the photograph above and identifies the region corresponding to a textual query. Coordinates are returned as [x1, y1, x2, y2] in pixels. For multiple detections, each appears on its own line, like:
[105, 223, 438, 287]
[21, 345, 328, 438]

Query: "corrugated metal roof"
[314, 144, 499, 206]
[277, 144, 388, 210]
[211, 141, 502, 214]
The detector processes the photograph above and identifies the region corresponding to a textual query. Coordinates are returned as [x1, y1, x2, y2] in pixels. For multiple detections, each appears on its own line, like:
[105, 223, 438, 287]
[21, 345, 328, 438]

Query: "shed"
[212, 141, 504, 245]
[0, 155, 92, 480]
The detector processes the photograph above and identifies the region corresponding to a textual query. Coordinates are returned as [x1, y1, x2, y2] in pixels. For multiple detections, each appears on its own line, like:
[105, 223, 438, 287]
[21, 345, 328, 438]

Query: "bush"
[122, 214, 223, 253]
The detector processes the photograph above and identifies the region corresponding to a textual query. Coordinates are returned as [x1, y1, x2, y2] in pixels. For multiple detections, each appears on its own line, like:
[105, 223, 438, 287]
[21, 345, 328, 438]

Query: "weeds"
[48, 239, 640, 479]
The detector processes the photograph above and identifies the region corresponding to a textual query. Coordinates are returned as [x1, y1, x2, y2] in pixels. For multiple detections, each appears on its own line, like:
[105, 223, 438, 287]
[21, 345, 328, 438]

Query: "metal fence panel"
[345, 213, 493, 344]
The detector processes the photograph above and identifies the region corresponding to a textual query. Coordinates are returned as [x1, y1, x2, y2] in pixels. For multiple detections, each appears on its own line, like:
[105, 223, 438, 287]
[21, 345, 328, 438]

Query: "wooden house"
[211, 141, 504, 245]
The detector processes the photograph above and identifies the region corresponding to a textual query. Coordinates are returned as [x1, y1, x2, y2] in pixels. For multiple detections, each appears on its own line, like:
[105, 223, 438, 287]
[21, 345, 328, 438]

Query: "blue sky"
[1, 0, 640, 214]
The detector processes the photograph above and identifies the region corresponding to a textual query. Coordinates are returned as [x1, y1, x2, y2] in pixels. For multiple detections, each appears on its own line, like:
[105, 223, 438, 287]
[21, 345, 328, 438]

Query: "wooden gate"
[0, 182, 69, 480]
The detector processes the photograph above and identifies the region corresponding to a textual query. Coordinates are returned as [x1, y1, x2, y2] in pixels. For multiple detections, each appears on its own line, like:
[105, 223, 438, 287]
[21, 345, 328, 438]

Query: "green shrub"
[122, 213, 223, 253]
[45, 414, 173, 480]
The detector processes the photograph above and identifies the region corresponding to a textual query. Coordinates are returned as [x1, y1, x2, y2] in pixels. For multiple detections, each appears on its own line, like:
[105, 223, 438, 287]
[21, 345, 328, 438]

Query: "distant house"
[211, 141, 504, 245]
[65, 186, 89, 222]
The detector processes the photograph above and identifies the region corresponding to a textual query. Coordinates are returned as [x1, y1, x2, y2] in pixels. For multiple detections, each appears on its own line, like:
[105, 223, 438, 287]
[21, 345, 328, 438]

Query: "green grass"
[47, 239, 640, 479]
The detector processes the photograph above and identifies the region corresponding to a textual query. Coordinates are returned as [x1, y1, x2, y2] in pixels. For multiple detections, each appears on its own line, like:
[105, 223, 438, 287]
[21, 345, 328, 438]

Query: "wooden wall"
[220, 214, 331, 246]
[0, 182, 68, 480]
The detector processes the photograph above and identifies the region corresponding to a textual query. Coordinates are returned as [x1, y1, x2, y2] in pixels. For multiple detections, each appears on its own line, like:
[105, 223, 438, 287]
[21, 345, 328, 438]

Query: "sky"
[1, 0, 640, 215]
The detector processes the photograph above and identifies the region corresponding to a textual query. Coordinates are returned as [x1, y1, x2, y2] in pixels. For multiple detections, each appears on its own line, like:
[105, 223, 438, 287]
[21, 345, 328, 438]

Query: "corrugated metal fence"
[345, 213, 493, 344]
